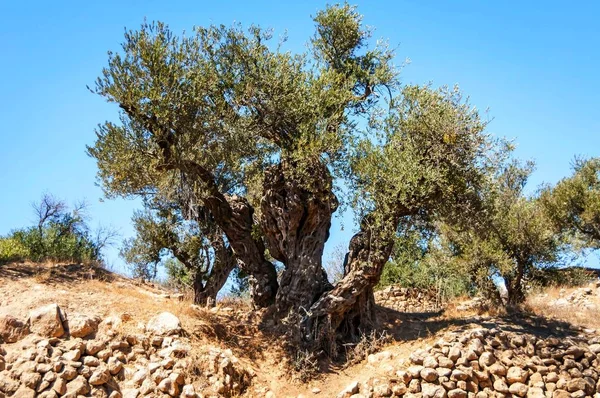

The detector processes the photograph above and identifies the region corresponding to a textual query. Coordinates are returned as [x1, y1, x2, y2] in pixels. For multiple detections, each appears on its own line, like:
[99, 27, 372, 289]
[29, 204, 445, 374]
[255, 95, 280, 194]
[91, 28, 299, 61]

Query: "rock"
[38, 391, 58, 398]
[107, 357, 123, 375]
[448, 389, 468, 398]
[488, 363, 506, 376]
[139, 378, 157, 395]
[146, 312, 181, 336]
[493, 379, 509, 393]
[509, 382, 528, 397]
[20, 372, 41, 390]
[89, 367, 110, 386]
[52, 377, 67, 395]
[424, 356, 439, 368]
[63, 349, 81, 362]
[11, 386, 36, 398]
[421, 368, 439, 382]
[65, 375, 90, 396]
[0, 372, 20, 394]
[567, 378, 594, 394]
[67, 314, 101, 338]
[0, 315, 30, 343]
[422, 383, 447, 398]
[182, 384, 196, 398]
[121, 389, 139, 398]
[85, 340, 106, 356]
[507, 367, 529, 384]
[479, 352, 495, 367]
[373, 383, 392, 397]
[157, 377, 180, 397]
[392, 384, 407, 396]
[589, 344, 600, 354]
[28, 304, 65, 338]
[552, 390, 570, 398]
[338, 381, 360, 398]
[527, 387, 545, 398]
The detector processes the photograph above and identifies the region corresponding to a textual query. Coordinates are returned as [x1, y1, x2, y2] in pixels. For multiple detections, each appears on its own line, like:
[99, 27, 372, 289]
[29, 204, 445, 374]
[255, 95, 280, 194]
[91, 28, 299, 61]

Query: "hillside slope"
[0, 263, 599, 398]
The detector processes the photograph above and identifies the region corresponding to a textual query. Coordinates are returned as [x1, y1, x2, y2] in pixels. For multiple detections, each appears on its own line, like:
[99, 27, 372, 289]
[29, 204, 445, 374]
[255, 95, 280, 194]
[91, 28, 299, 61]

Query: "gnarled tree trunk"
[261, 160, 337, 317]
[305, 214, 401, 351]
[192, 236, 238, 306]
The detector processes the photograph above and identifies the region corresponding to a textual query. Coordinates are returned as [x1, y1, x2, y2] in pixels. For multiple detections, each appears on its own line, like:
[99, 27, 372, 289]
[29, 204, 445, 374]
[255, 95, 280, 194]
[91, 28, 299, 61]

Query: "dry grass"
[526, 284, 600, 330]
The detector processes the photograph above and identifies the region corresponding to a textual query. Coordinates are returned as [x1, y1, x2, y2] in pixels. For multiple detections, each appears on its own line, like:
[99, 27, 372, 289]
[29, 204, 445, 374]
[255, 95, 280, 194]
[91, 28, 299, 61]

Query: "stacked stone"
[0, 305, 251, 398]
[338, 328, 600, 398]
[375, 287, 443, 313]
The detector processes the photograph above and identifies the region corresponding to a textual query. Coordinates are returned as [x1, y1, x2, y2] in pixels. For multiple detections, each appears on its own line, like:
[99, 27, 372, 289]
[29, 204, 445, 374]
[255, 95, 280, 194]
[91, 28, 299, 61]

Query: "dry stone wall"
[337, 326, 600, 398]
[0, 305, 251, 398]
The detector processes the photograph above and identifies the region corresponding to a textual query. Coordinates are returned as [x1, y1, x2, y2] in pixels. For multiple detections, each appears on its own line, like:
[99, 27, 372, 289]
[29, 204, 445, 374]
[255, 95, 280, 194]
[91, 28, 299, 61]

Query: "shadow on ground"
[377, 304, 584, 343]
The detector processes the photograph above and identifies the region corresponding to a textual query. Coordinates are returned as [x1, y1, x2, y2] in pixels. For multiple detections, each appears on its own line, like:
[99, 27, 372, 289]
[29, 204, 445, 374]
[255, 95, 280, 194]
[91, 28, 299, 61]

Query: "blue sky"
[1, 1, 599, 274]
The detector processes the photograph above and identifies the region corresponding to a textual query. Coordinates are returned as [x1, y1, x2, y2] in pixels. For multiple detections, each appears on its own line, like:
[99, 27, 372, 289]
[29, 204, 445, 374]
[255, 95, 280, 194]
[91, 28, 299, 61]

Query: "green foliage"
[378, 226, 472, 301]
[0, 238, 30, 264]
[432, 162, 563, 305]
[540, 157, 600, 249]
[0, 195, 113, 265]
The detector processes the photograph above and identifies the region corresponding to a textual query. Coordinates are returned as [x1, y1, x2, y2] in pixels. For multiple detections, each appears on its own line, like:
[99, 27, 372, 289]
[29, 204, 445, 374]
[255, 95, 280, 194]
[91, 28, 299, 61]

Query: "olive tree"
[433, 162, 562, 306]
[121, 202, 236, 305]
[540, 157, 600, 249]
[88, 4, 496, 345]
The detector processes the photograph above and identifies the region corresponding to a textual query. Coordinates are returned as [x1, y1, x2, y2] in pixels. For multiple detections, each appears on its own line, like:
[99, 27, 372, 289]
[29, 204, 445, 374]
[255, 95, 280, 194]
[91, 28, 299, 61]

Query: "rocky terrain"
[1, 263, 599, 398]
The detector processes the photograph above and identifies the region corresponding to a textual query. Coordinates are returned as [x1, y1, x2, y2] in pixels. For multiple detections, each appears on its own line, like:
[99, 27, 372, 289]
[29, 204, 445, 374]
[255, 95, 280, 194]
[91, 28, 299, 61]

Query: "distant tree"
[120, 201, 237, 305]
[88, 4, 499, 348]
[540, 157, 600, 249]
[0, 194, 116, 265]
[435, 162, 562, 306]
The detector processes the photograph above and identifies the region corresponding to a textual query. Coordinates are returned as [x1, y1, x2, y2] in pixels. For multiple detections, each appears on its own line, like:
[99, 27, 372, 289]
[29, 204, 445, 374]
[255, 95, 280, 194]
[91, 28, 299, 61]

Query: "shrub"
[0, 237, 30, 264]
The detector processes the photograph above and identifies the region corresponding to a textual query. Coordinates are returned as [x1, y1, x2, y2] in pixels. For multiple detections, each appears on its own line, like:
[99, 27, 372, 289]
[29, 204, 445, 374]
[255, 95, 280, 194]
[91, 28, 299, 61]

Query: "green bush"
[0, 237, 30, 264]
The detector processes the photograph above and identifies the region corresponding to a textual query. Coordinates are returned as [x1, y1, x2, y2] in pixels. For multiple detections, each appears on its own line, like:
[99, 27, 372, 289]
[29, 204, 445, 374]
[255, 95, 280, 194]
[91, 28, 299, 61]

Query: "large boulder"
[66, 314, 101, 338]
[0, 314, 30, 343]
[146, 313, 181, 336]
[28, 304, 65, 338]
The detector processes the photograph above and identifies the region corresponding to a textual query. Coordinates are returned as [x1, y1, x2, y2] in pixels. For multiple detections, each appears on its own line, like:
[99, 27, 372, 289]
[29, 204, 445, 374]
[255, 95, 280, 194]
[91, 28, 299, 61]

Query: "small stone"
[422, 383, 447, 398]
[28, 304, 65, 338]
[479, 352, 496, 367]
[507, 367, 529, 384]
[52, 377, 67, 395]
[422, 368, 439, 382]
[509, 382, 528, 397]
[67, 314, 101, 338]
[373, 383, 392, 397]
[65, 375, 90, 396]
[493, 379, 509, 393]
[139, 378, 157, 395]
[146, 313, 181, 336]
[11, 386, 36, 398]
[182, 384, 196, 397]
[448, 389, 468, 398]
[83, 356, 101, 367]
[121, 389, 139, 398]
[89, 367, 110, 385]
[0, 315, 30, 343]
[157, 377, 180, 397]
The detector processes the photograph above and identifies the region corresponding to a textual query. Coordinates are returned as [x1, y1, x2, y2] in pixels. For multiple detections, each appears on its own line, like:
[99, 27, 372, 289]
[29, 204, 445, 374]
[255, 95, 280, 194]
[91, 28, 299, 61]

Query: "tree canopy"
[88, 4, 502, 347]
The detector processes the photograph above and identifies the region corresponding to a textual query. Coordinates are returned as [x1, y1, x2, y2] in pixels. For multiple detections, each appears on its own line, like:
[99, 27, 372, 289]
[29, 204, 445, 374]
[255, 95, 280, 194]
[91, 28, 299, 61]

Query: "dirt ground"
[0, 263, 597, 397]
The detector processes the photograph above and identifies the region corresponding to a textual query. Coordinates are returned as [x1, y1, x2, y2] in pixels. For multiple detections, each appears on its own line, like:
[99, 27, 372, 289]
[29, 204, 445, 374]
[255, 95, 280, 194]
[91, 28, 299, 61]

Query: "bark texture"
[261, 160, 337, 316]
[305, 215, 400, 350]
[192, 236, 238, 306]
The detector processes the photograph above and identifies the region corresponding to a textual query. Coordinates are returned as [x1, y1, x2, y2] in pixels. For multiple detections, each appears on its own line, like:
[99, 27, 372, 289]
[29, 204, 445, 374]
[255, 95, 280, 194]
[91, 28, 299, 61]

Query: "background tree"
[0, 194, 116, 265]
[120, 202, 237, 305]
[88, 4, 499, 347]
[432, 162, 563, 306]
[540, 157, 600, 249]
